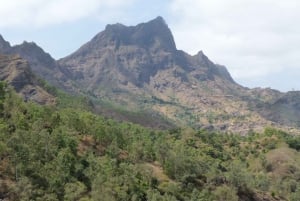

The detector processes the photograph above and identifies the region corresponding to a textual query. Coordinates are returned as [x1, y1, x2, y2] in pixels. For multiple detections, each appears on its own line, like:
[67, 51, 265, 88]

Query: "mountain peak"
[92, 17, 176, 52]
[147, 16, 167, 26]
[104, 16, 167, 31]
[0, 34, 5, 43]
[0, 34, 11, 52]
[133, 16, 176, 51]
[21, 40, 38, 47]
[12, 41, 55, 65]
[0, 54, 55, 104]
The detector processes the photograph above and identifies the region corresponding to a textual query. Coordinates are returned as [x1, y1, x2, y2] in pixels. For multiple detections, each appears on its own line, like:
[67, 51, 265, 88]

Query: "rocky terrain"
[0, 54, 55, 104]
[1, 17, 300, 134]
[57, 17, 300, 134]
[0, 35, 72, 91]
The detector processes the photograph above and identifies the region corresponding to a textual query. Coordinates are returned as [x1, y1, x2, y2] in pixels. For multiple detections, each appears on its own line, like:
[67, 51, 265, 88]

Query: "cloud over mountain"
[0, 0, 134, 28]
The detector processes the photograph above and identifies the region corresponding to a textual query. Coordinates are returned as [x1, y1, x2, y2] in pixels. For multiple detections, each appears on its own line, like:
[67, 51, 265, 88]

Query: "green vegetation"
[1, 82, 300, 200]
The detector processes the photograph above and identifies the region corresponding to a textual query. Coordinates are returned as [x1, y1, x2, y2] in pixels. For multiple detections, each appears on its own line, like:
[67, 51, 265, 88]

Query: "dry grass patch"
[266, 147, 300, 178]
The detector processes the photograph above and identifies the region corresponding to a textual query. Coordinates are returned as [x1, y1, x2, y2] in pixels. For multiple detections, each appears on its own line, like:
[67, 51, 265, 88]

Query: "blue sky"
[1, 0, 300, 92]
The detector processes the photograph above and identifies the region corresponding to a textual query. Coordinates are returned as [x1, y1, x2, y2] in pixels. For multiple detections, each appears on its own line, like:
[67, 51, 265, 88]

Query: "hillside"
[0, 35, 72, 91]
[259, 91, 300, 127]
[1, 85, 300, 200]
[2, 13, 300, 201]
[1, 16, 300, 200]
[0, 54, 55, 104]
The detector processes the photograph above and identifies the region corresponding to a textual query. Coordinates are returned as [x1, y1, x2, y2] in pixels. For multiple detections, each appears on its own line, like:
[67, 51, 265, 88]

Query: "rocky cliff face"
[0, 35, 10, 52]
[0, 54, 55, 104]
[259, 91, 300, 127]
[59, 17, 234, 89]
[58, 17, 274, 133]
[1, 17, 300, 133]
[0, 35, 71, 91]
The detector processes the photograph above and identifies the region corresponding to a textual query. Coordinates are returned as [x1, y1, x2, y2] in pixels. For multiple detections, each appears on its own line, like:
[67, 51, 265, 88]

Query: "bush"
[287, 137, 300, 151]
[213, 185, 238, 201]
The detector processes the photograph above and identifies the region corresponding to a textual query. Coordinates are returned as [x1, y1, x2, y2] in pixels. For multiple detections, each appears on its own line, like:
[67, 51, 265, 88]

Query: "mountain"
[58, 17, 273, 133]
[1, 17, 300, 133]
[2, 18, 300, 201]
[0, 35, 10, 52]
[0, 54, 55, 104]
[0, 35, 71, 91]
[259, 91, 300, 127]
[59, 17, 234, 88]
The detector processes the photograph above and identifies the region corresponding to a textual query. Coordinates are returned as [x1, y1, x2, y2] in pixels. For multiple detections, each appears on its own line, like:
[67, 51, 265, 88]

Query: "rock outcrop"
[0, 54, 55, 104]
[0, 35, 71, 91]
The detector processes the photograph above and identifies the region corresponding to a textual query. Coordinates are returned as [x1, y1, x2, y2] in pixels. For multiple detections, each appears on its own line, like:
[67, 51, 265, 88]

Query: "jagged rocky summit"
[1, 17, 300, 133]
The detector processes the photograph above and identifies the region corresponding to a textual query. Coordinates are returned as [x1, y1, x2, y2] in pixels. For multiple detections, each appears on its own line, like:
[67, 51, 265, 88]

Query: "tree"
[0, 81, 7, 117]
[290, 186, 300, 201]
[64, 181, 87, 201]
[213, 185, 238, 201]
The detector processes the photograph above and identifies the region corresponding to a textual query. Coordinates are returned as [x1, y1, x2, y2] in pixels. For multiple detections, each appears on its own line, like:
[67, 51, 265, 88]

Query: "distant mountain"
[0, 54, 55, 104]
[0, 35, 10, 52]
[259, 91, 300, 127]
[0, 35, 71, 91]
[1, 17, 300, 133]
[59, 17, 235, 88]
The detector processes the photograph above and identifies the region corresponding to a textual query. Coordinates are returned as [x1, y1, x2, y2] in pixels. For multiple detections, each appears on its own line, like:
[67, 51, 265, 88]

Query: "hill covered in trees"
[1, 82, 300, 201]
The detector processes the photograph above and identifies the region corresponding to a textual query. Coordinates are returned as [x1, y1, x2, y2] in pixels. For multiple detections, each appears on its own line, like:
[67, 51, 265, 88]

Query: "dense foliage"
[1, 82, 300, 201]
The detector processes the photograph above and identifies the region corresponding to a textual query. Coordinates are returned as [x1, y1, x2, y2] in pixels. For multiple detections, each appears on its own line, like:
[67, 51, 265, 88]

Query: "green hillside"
[1, 82, 300, 201]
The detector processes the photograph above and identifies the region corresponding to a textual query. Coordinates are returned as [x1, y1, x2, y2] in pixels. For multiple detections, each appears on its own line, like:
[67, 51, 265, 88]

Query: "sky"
[0, 0, 299, 92]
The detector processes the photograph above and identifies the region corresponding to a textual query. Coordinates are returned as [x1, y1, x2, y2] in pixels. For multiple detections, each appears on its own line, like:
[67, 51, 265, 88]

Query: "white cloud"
[0, 0, 133, 28]
[169, 0, 300, 90]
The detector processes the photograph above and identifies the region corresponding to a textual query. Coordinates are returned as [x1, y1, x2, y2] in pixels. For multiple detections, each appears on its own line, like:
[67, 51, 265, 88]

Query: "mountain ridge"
[0, 36, 72, 91]
[57, 17, 274, 133]
[1, 17, 300, 133]
[0, 54, 55, 104]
